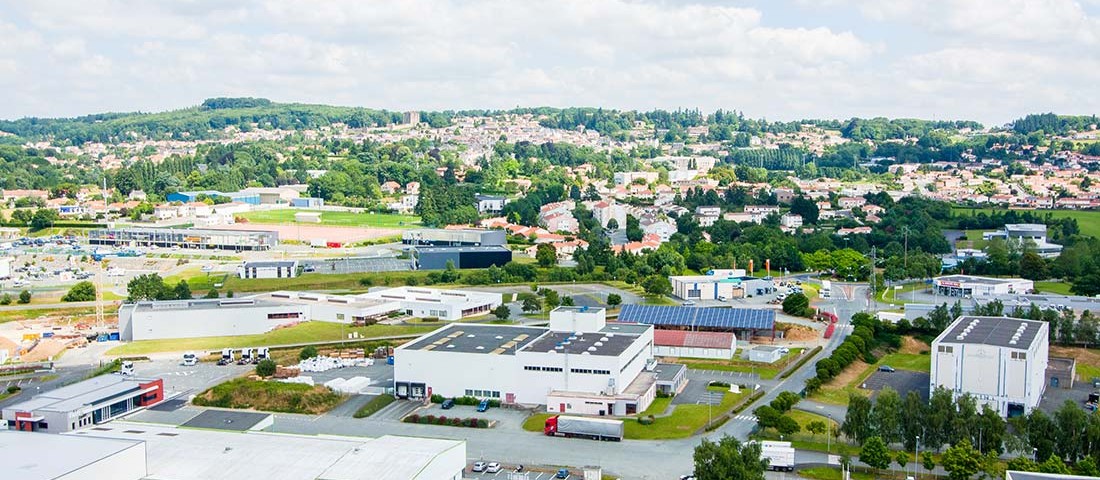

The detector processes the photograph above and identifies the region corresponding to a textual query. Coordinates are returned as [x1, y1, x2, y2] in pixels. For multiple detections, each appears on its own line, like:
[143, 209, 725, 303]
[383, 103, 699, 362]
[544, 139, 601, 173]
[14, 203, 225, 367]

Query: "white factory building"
[930, 316, 1049, 417]
[117, 287, 501, 341]
[360, 286, 501, 321]
[394, 306, 658, 416]
[983, 224, 1063, 258]
[1, 422, 465, 480]
[238, 260, 299, 279]
[118, 298, 309, 342]
[932, 275, 1034, 298]
[669, 269, 777, 300]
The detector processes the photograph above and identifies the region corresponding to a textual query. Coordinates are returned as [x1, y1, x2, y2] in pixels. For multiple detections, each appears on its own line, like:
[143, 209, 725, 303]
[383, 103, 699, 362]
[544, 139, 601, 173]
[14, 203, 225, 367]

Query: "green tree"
[299, 345, 319, 360]
[776, 416, 801, 437]
[942, 439, 982, 480]
[806, 420, 827, 439]
[753, 405, 780, 431]
[62, 281, 96, 302]
[606, 293, 622, 308]
[30, 208, 59, 230]
[770, 391, 801, 413]
[1018, 252, 1047, 280]
[693, 435, 767, 480]
[842, 393, 873, 445]
[560, 295, 574, 306]
[1039, 455, 1071, 474]
[521, 294, 542, 313]
[173, 280, 192, 300]
[895, 451, 911, 476]
[255, 359, 276, 377]
[642, 275, 672, 296]
[536, 243, 558, 267]
[127, 273, 170, 301]
[18, 290, 31, 304]
[204, 288, 219, 299]
[782, 292, 810, 316]
[1005, 456, 1039, 472]
[492, 304, 511, 320]
[859, 436, 891, 475]
[541, 289, 561, 310]
[0, 293, 10, 305]
[872, 386, 902, 445]
[921, 451, 936, 473]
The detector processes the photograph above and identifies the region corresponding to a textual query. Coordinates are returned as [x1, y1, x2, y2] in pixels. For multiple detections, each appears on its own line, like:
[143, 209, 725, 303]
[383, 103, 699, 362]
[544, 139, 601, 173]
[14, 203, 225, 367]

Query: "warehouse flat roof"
[601, 323, 653, 335]
[525, 330, 638, 356]
[618, 305, 774, 330]
[363, 286, 501, 304]
[402, 324, 546, 355]
[243, 260, 298, 268]
[180, 410, 272, 431]
[5, 375, 156, 414]
[1, 430, 143, 480]
[936, 316, 1044, 348]
[259, 291, 394, 310]
[68, 421, 464, 480]
[654, 363, 686, 383]
[129, 297, 295, 312]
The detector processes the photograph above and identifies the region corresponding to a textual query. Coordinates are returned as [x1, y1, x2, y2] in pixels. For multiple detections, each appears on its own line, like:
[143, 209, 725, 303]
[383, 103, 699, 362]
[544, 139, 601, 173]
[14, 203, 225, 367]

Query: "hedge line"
[404, 414, 489, 428]
[779, 345, 823, 379]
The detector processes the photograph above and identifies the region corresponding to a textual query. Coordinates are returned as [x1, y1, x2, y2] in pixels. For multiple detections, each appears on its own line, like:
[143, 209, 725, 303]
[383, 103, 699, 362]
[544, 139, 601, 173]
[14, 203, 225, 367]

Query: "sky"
[0, 0, 1098, 125]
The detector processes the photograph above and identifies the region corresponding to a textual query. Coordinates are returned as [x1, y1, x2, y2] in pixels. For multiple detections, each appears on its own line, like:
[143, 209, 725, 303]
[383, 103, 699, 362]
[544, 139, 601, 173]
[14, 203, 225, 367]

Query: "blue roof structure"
[617, 305, 774, 330]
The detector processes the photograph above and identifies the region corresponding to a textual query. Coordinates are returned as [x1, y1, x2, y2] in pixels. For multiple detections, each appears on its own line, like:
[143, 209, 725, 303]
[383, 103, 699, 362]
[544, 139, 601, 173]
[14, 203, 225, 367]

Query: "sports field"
[238, 209, 420, 229]
[951, 207, 1100, 238]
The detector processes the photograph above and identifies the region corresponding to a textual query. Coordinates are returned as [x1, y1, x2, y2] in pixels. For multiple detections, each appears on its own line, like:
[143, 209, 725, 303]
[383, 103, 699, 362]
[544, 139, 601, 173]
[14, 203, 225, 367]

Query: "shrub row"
[404, 414, 489, 428]
[429, 394, 501, 407]
[779, 346, 822, 379]
[731, 390, 766, 415]
[806, 318, 877, 394]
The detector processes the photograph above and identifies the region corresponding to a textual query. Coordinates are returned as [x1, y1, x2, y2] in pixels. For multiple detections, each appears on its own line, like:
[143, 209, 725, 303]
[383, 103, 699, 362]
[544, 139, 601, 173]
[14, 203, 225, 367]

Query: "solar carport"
[616, 305, 776, 339]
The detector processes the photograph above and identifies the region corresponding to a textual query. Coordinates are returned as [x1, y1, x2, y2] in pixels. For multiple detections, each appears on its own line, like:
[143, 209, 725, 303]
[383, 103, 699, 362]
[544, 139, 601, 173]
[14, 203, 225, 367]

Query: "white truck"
[256, 347, 270, 362]
[118, 361, 135, 376]
[219, 348, 234, 366]
[182, 352, 198, 366]
[238, 348, 253, 365]
[759, 440, 795, 472]
[543, 415, 624, 442]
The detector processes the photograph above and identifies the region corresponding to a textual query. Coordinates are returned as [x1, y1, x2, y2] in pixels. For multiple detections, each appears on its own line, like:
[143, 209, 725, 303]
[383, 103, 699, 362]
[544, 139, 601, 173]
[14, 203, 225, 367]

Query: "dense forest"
[1011, 113, 1100, 135]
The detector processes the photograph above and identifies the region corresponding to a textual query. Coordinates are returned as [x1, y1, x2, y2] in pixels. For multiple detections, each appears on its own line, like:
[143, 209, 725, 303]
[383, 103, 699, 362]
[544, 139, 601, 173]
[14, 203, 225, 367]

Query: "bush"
[420, 415, 434, 424]
[299, 345, 319, 360]
[782, 293, 810, 317]
[255, 359, 276, 377]
[62, 281, 97, 302]
[708, 381, 731, 388]
[406, 414, 420, 423]
[430, 394, 445, 404]
[656, 391, 671, 398]
[17, 290, 31, 304]
[0, 293, 10, 305]
[637, 415, 656, 425]
[477, 419, 489, 428]
[6, 385, 20, 394]
[436, 415, 448, 425]
[451, 417, 462, 426]
[353, 394, 396, 418]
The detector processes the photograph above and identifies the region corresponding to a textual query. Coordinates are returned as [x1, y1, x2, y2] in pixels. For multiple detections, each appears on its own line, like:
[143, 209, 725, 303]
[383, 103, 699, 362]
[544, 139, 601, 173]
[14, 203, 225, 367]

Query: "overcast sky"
[1, 0, 1097, 125]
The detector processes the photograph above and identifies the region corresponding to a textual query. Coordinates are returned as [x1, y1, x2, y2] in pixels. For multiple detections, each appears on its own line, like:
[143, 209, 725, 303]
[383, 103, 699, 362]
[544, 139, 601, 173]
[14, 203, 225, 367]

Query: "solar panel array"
[617, 305, 774, 330]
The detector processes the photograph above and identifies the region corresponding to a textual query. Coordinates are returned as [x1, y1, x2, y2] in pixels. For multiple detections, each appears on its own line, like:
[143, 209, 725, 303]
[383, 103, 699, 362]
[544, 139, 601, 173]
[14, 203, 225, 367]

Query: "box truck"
[544, 415, 623, 442]
[758, 440, 795, 471]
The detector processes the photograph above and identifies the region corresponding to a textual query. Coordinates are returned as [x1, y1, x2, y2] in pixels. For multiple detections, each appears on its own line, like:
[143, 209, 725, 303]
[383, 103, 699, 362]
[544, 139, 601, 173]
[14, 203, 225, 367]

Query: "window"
[687, 289, 701, 298]
[267, 312, 301, 320]
[1012, 351, 1027, 360]
[938, 345, 953, 353]
[524, 365, 563, 372]
[336, 313, 345, 320]
[569, 368, 610, 375]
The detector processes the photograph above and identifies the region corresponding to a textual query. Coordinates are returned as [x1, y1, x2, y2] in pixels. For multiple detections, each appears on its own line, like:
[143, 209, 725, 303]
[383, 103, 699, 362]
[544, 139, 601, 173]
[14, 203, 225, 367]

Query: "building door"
[506, 393, 515, 404]
[559, 403, 566, 413]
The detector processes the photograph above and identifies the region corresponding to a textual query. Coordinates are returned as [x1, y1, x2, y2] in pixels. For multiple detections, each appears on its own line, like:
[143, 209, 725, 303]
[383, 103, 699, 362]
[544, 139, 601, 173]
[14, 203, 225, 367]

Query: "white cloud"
[0, 0, 1094, 124]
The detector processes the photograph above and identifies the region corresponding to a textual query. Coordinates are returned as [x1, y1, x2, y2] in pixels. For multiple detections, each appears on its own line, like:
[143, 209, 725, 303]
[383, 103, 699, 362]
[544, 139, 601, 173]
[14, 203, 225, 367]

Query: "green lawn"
[810, 351, 930, 406]
[354, 394, 396, 418]
[1077, 363, 1100, 383]
[880, 282, 928, 306]
[642, 396, 672, 416]
[0, 306, 97, 324]
[1036, 281, 1074, 295]
[677, 348, 804, 380]
[876, 353, 931, 373]
[799, 467, 873, 480]
[238, 210, 421, 229]
[106, 322, 438, 355]
[952, 207, 1100, 238]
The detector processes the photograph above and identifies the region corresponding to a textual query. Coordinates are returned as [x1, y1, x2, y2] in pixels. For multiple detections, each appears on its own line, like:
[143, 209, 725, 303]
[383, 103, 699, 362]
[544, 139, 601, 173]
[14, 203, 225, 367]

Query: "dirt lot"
[205, 223, 401, 244]
[830, 359, 870, 387]
[899, 336, 928, 354]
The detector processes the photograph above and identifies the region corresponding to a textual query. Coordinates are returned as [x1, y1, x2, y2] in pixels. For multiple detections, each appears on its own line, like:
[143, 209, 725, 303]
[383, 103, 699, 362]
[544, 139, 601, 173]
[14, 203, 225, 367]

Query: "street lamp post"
[915, 435, 921, 479]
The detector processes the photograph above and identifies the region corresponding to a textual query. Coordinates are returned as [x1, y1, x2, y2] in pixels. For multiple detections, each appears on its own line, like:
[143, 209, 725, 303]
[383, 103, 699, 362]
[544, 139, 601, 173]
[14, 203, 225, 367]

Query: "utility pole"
[869, 246, 877, 314]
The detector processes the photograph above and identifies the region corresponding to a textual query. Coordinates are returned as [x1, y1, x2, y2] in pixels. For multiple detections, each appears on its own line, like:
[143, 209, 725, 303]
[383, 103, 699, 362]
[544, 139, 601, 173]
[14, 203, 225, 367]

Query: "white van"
[119, 361, 135, 376]
[182, 352, 198, 366]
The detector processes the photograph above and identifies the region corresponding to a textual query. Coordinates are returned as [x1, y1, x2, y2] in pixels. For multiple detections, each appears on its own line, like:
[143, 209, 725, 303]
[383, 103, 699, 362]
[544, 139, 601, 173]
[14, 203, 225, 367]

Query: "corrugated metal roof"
[653, 330, 735, 349]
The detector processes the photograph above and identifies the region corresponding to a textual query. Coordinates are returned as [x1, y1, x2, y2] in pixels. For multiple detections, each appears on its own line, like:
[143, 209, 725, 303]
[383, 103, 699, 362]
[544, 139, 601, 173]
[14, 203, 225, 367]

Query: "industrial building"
[930, 316, 1049, 417]
[617, 304, 776, 340]
[983, 224, 1063, 258]
[747, 345, 785, 363]
[238, 260, 299, 279]
[669, 269, 776, 300]
[414, 245, 512, 269]
[394, 306, 659, 416]
[3, 375, 164, 433]
[932, 275, 1034, 297]
[166, 189, 261, 205]
[0, 430, 147, 480]
[3, 421, 465, 480]
[361, 286, 501, 321]
[257, 291, 398, 324]
[118, 298, 308, 341]
[89, 227, 278, 251]
[653, 330, 736, 359]
[401, 228, 506, 246]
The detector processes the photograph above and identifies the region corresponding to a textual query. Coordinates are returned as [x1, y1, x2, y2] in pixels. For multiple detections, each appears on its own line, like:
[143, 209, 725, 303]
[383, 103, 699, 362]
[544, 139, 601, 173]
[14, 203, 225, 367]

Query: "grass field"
[106, 322, 438, 355]
[676, 348, 805, 380]
[1035, 281, 1074, 295]
[0, 306, 97, 324]
[354, 394, 396, 418]
[810, 349, 930, 406]
[238, 210, 420, 229]
[952, 206, 1100, 238]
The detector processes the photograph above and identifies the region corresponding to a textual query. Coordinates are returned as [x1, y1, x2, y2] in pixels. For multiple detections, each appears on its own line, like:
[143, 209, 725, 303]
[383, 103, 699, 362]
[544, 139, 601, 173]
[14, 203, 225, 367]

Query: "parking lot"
[130, 357, 254, 398]
[861, 370, 930, 401]
[418, 402, 532, 430]
[673, 370, 761, 406]
[466, 465, 578, 480]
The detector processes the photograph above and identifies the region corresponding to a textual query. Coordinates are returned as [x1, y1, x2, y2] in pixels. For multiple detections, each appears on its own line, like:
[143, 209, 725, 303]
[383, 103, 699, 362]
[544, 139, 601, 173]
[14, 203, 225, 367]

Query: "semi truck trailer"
[758, 440, 795, 472]
[544, 415, 623, 442]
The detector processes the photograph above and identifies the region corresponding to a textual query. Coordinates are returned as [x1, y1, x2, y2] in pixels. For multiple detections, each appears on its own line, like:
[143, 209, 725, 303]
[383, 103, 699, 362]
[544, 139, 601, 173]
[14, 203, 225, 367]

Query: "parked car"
[486, 462, 501, 473]
[441, 399, 455, 410]
[477, 399, 490, 412]
[878, 365, 896, 373]
[556, 469, 570, 479]
[471, 461, 487, 472]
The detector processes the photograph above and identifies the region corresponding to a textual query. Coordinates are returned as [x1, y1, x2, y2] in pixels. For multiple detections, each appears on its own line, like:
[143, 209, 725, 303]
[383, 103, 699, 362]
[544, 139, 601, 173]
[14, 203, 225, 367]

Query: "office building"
[401, 228, 505, 247]
[983, 224, 1063, 258]
[414, 245, 512, 270]
[3, 375, 164, 433]
[669, 269, 776, 300]
[932, 275, 1034, 297]
[238, 260, 299, 279]
[653, 330, 736, 359]
[360, 286, 501, 321]
[89, 227, 278, 251]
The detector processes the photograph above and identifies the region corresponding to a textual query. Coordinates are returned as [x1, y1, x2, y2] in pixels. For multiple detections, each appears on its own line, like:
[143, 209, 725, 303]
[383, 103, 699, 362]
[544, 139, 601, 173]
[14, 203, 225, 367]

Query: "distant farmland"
[951, 207, 1100, 239]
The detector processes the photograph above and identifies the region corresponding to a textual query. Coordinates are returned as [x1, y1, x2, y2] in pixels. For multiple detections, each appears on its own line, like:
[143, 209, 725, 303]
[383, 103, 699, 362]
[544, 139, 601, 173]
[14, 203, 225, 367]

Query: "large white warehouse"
[930, 315, 1049, 417]
[932, 275, 1034, 298]
[118, 298, 308, 342]
[361, 286, 501, 321]
[394, 306, 658, 416]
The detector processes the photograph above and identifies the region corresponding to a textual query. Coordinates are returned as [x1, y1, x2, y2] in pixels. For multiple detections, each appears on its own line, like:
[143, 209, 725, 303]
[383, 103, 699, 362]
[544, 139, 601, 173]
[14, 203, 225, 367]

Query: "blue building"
[166, 190, 261, 205]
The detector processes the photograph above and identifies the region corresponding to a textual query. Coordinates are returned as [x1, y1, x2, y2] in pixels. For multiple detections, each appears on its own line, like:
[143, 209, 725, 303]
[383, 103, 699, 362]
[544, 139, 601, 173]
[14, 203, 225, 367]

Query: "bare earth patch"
[829, 359, 870, 388]
[204, 223, 401, 243]
[899, 336, 927, 354]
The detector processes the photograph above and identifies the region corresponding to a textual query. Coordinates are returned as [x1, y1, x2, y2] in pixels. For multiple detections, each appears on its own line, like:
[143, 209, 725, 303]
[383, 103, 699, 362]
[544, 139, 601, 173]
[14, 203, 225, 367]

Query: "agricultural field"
[238, 209, 420, 229]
